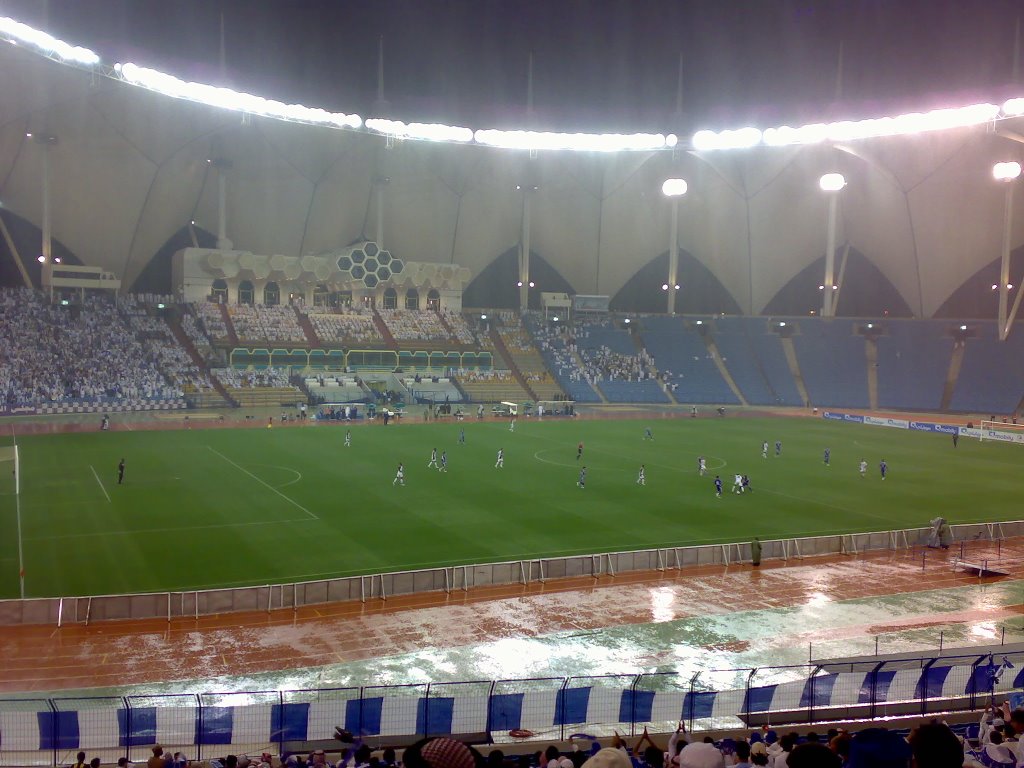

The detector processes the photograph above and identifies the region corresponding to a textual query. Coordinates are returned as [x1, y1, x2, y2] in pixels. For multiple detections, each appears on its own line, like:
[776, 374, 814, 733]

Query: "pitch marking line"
[89, 465, 111, 503]
[207, 446, 318, 520]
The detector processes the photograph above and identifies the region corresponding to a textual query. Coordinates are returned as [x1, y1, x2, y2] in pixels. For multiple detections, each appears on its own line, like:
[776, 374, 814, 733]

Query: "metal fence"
[2, 650, 1023, 766]
[0, 521, 1018, 627]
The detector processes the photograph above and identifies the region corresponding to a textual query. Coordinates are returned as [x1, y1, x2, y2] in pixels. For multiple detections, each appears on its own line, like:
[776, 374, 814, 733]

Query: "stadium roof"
[2, 7, 1024, 317]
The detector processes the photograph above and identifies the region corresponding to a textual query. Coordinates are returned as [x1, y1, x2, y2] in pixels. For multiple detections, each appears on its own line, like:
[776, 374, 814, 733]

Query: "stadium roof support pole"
[668, 196, 679, 314]
[661, 179, 687, 314]
[1000, 179, 1015, 341]
[994, 162, 1022, 340]
[519, 186, 532, 311]
[819, 173, 845, 318]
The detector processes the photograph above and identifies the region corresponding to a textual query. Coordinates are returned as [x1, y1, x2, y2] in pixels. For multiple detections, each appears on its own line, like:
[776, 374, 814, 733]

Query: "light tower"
[818, 173, 846, 317]
[994, 161, 1021, 340]
[661, 178, 687, 314]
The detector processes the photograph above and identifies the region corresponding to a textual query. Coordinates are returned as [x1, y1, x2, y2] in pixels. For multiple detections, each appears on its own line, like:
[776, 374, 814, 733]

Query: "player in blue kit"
[880, 459, 888, 480]
[577, 466, 587, 489]
[823, 448, 830, 466]
[714, 475, 723, 497]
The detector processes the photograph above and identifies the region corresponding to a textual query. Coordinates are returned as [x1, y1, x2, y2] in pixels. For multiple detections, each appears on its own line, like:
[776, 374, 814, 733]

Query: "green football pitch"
[0, 415, 1019, 599]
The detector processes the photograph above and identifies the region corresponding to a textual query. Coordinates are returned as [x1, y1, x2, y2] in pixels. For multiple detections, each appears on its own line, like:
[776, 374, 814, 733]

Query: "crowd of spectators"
[194, 302, 230, 341]
[304, 307, 379, 344]
[378, 308, 453, 342]
[212, 367, 291, 388]
[227, 304, 306, 344]
[118, 295, 212, 393]
[578, 345, 658, 384]
[443, 309, 478, 345]
[0, 289, 182, 407]
[528, 319, 592, 387]
[455, 369, 518, 384]
[60, 706, 1024, 768]
[181, 310, 214, 360]
[497, 325, 535, 352]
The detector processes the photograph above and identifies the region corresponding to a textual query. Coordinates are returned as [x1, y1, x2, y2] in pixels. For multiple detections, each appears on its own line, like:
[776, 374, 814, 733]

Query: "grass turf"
[0, 415, 1018, 598]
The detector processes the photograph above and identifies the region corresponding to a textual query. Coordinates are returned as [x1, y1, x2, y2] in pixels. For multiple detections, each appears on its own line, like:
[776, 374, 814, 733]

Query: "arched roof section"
[761, 246, 912, 317]
[462, 247, 573, 309]
[609, 250, 741, 315]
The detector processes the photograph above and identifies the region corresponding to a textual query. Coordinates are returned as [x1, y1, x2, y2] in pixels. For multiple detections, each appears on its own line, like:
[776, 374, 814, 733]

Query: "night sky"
[1, 0, 1024, 132]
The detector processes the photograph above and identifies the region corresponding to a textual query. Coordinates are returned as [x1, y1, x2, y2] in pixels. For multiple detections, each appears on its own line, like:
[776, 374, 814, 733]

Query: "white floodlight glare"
[624, 318, 631, 324]
[819, 173, 846, 192]
[993, 161, 1022, 181]
[819, 285, 825, 290]
[552, 315, 560, 322]
[117, 63, 362, 129]
[960, 324, 968, 330]
[528, 281, 535, 288]
[867, 323, 873, 329]
[992, 284, 999, 290]
[53, 257, 61, 263]
[695, 320, 703, 325]
[661, 178, 688, 197]
[480, 314, 487, 320]
[661, 283, 669, 291]
[36, 255, 44, 263]
[674, 284, 680, 290]
[692, 127, 762, 151]
[779, 321, 787, 327]
[0, 17, 100, 65]
[365, 118, 472, 143]
[157, 303, 165, 309]
[516, 281, 523, 287]
[60, 299, 69, 306]
[473, 129, 671, 152]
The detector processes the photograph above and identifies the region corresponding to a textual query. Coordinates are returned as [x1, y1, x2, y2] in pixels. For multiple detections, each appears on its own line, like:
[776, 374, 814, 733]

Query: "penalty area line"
[90, 465, 111, 503]
[207, 446, 318, 520]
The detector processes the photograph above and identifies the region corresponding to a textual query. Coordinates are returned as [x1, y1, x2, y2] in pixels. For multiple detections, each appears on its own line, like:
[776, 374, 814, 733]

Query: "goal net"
[0, 445, 18, 496]
[978, 421, 1024, 444]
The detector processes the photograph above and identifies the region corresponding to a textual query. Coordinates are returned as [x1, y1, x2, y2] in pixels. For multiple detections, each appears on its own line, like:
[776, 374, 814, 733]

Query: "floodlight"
[779, 321, 787, 327]
[1009, 284, 1015, 290]
[695, 320, 703, 326]
[661, 284, 669, 291]
[480, 314, 487, 320]
[25, 132, 31, 138]
[624, 318, 631, 324]
[960, 324, 968, 330]
[992, 284, 999, 290]
[528, 281, 535, 288]
[53, 257, 60, 263]
[191, 220, 196, 225]
[36, 255, 44, 263]
[819, 173, 846, 192]
[60, 299, 68, 306]
[552, 315, 559, 322]
[993, 162, 1022, 181]
[674, 284, 680, 290]
[867, 323, 873, 329]
[661, 178, 688, 197]
[516, 281, 523, 287]
[819, 285, 825, 290]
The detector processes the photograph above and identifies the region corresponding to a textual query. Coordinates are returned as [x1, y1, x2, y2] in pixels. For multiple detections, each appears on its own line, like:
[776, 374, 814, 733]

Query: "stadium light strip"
[0, 16, 99, 65]
[1, 15, 1023, 153]
[116, 63, 363, 129]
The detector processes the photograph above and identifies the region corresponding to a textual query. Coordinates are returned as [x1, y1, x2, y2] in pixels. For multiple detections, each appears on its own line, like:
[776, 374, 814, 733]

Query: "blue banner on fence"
[822, 411, 864, 423]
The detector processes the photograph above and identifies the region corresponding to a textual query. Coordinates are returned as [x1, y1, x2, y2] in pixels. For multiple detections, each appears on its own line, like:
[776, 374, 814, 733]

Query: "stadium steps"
[489, 327, 539, 400]
[167, 316, 235, 407]
[227, 386, 303, 408]
[435, 312, 458, 343]
[219, 303, 239, 346]
[572, 348, 608, 403]
[371, 310, 398, 347]
[703, 334, 748, 406]
[780, 337, 811, 407]
[941, 341, 966, 411]
[866, 336, 879, 410]
[294, 308, 320, 345]
[626, 326, 677, 402]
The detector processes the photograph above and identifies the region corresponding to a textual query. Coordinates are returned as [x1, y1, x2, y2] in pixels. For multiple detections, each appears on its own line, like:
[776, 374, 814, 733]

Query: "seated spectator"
[785, 743, 839, 768]
[909, 722, 964, 768]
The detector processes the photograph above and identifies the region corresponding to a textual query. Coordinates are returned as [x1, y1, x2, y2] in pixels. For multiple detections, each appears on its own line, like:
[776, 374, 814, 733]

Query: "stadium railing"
[2, 648, 1024, 764]
[0, 521, 1017, 629]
